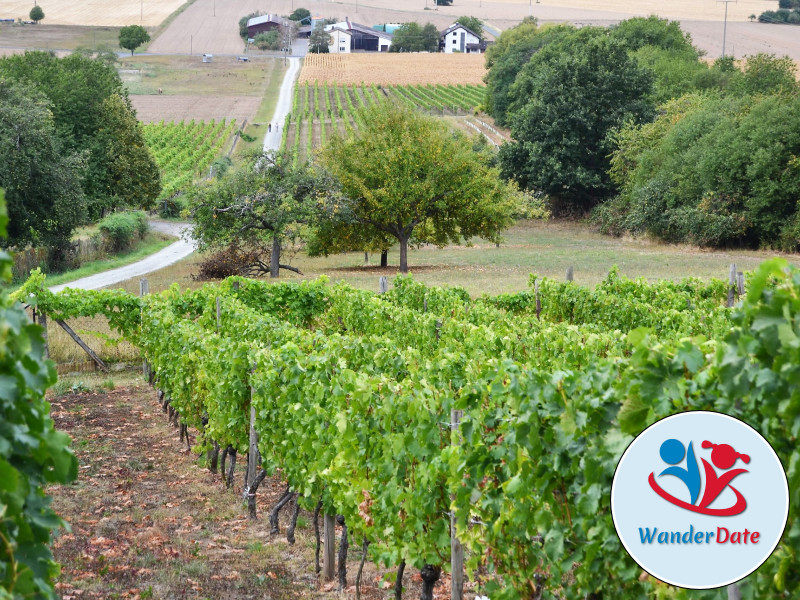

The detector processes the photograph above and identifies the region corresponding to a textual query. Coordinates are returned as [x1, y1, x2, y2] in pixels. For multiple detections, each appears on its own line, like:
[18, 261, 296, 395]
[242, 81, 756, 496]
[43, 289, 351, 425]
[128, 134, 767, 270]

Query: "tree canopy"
[29, 5, 44, 23]
[389, 22, 440, 53]
[498, 27, 654, 212]
[456, 16, 484, 40]
[316, 102, 518, 272]
[289, 8, 311, 22]
[189, 152, 326, 277]
[309, 22, 330, 53]
[0, 51, 161, 220]
[119, 25, 150, 55]
[0, 80, 85, 265]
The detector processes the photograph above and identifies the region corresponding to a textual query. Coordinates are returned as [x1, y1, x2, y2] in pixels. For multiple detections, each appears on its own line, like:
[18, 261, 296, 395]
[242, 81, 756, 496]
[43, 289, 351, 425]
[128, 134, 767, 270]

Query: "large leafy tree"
[309, 22, 330, 53]
[118, 25, 150, 55]
[389, 22, 439, 53]
[483, 19, 573, 126]
[289, 7, 311, 22]
[316, 102, 518, 273]
[190, 152, 326, 277]
[499, 27, 654, 212]
[29, 5, 44, 23]
[456, 16, 484, 39]
[85, 94, 162, 213]
[0, 51, 161, 219]
[0, 80, 85, 266]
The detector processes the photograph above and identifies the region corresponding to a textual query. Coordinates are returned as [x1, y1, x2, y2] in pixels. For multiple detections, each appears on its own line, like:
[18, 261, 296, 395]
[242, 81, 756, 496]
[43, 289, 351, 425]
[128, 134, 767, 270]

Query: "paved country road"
[48, 221, 196, 293]
[263, 56, 301, 153]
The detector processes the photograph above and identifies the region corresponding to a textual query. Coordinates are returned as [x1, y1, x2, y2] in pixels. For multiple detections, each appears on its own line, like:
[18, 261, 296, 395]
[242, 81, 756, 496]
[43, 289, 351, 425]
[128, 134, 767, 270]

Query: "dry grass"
[1, 0, 183, 27]
[299, 53, 487, 86]
[39, 218, 800, 367]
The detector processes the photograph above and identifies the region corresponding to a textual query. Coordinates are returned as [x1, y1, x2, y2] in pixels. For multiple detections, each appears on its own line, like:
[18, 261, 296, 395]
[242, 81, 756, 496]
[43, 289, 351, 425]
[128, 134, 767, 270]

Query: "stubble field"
[298, 53, 487, 86]
[1, 0, 184, 27]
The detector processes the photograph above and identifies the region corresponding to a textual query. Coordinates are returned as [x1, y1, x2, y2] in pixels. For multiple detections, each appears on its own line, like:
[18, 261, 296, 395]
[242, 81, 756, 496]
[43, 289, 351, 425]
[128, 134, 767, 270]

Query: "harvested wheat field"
[1, 0, 183, 27]
[299, 53, 487, 87]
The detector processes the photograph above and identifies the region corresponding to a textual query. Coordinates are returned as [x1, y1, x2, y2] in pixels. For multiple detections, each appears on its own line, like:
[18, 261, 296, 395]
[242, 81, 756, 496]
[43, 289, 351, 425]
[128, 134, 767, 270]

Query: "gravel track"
[48, 222, 195, 293]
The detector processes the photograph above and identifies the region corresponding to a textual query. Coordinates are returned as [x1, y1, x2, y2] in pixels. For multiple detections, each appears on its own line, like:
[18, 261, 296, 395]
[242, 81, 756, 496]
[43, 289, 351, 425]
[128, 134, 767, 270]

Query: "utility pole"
[718, 0, 737, 58]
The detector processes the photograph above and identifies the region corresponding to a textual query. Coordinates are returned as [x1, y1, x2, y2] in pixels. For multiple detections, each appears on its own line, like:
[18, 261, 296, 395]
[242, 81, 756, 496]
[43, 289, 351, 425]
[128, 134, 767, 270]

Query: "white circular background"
[611, 411, 789, 589]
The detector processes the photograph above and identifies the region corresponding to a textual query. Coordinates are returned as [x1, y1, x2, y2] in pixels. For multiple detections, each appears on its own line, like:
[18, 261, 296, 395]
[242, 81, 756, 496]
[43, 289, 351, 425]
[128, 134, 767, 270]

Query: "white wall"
[442, 27, 480, 53]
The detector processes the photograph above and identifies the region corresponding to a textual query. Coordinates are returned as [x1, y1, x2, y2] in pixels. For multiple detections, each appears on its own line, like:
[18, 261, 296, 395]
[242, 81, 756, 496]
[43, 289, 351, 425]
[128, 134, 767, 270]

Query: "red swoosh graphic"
[648, 473, 747, 516]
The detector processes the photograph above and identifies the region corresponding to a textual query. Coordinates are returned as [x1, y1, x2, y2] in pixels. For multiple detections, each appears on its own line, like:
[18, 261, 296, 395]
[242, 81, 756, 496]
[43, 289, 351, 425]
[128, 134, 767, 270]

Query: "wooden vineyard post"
[737, 271, 745, 297]
[534, 279, 541, 320]
[216, 296, 221, 331]
[140, 278, 150, 381]
[37, 310, 49, 359]
[727, 263, 736, 308]
[727, 584, 741, 600]
[246, 388, 260, 494]
[565, 266, 574, 282]
[323, 513, 336, 581]
[379, 276, 388, 294]
[450, 408, 464, 600]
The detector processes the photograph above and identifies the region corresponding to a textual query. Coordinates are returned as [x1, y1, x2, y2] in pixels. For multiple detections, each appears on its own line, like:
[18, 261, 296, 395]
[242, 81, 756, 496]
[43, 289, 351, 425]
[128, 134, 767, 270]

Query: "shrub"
[253, 31, 281, 51]
[98, 211, 149, 253]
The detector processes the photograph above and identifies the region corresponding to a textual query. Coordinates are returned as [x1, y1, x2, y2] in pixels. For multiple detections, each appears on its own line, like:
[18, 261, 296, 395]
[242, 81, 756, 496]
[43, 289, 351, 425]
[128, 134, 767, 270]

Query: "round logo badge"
[611, 411, 789, 589]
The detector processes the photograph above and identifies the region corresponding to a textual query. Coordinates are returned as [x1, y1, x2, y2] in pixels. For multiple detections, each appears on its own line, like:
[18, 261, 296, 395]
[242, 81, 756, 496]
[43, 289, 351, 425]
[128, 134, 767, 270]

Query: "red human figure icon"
[698, 441, 750, 511]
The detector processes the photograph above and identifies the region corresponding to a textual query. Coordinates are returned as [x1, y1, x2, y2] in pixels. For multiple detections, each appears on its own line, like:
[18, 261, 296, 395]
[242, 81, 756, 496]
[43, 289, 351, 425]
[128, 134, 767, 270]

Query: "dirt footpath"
[48, 378, 449, 600]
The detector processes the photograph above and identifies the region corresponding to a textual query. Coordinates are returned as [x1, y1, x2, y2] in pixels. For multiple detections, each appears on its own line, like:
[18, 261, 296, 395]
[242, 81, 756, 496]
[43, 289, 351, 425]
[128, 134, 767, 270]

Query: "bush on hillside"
[98, 211, 149, 253]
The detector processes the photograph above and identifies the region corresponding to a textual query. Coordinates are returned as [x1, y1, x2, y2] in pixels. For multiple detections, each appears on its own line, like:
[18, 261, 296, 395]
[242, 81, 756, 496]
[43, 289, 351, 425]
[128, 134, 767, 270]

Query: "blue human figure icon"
[659, 439, 701, 505]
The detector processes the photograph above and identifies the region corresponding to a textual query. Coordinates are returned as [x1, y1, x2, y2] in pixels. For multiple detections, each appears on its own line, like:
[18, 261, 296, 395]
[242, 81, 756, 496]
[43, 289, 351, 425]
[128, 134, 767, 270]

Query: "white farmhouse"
[328, 27, 353, 53]
[325, 18, 393, 53]
[440, 23, 482, 53]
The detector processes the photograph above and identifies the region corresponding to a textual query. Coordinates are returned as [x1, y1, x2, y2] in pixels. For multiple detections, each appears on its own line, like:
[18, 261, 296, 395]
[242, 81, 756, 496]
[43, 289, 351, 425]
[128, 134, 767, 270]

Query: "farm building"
[325, 18, 392, 52]
[328, 28, 353, 54]
[440, 23, 487, 53]
[247, 14, 282, 38]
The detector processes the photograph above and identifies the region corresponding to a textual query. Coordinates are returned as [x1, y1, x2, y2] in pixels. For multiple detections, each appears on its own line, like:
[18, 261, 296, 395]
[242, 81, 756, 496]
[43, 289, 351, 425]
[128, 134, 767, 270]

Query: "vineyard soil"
[47, 374, 441, 600]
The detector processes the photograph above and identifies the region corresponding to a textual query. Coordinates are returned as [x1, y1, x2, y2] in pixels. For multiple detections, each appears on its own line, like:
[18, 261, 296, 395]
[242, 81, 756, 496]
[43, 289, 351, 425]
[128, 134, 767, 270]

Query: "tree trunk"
[270, 237, 280, 278]
[380, 250, 388, 267]
[399, 236, 409, 273]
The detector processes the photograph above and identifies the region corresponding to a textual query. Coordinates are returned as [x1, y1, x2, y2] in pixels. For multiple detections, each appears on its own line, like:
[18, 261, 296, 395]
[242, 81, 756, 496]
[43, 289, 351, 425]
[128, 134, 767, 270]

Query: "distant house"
[440, 23, 486, 53]
[325, 18, 392, 53]
[247, 14, 282, 38]
[329, 27, 353, 54]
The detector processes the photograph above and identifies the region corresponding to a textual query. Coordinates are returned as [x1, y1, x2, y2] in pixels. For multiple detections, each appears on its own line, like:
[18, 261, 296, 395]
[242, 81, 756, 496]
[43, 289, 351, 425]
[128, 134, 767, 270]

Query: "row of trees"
[485, 16, 800, 248]
[0, 52, 161, 270]
[190, 103, 522, 274]
[390, 16, 484, 53]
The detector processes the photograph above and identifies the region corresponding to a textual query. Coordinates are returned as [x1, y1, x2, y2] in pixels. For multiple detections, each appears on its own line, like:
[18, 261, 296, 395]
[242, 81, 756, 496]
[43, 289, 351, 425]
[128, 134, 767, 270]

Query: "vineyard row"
[20, 264, 800, 599]
[142, 118, 237, 200]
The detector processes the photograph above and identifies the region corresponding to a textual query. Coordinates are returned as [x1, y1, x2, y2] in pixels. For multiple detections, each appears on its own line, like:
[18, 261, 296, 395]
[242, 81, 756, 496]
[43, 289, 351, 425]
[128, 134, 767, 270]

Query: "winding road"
[48, 222, 195, 293]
